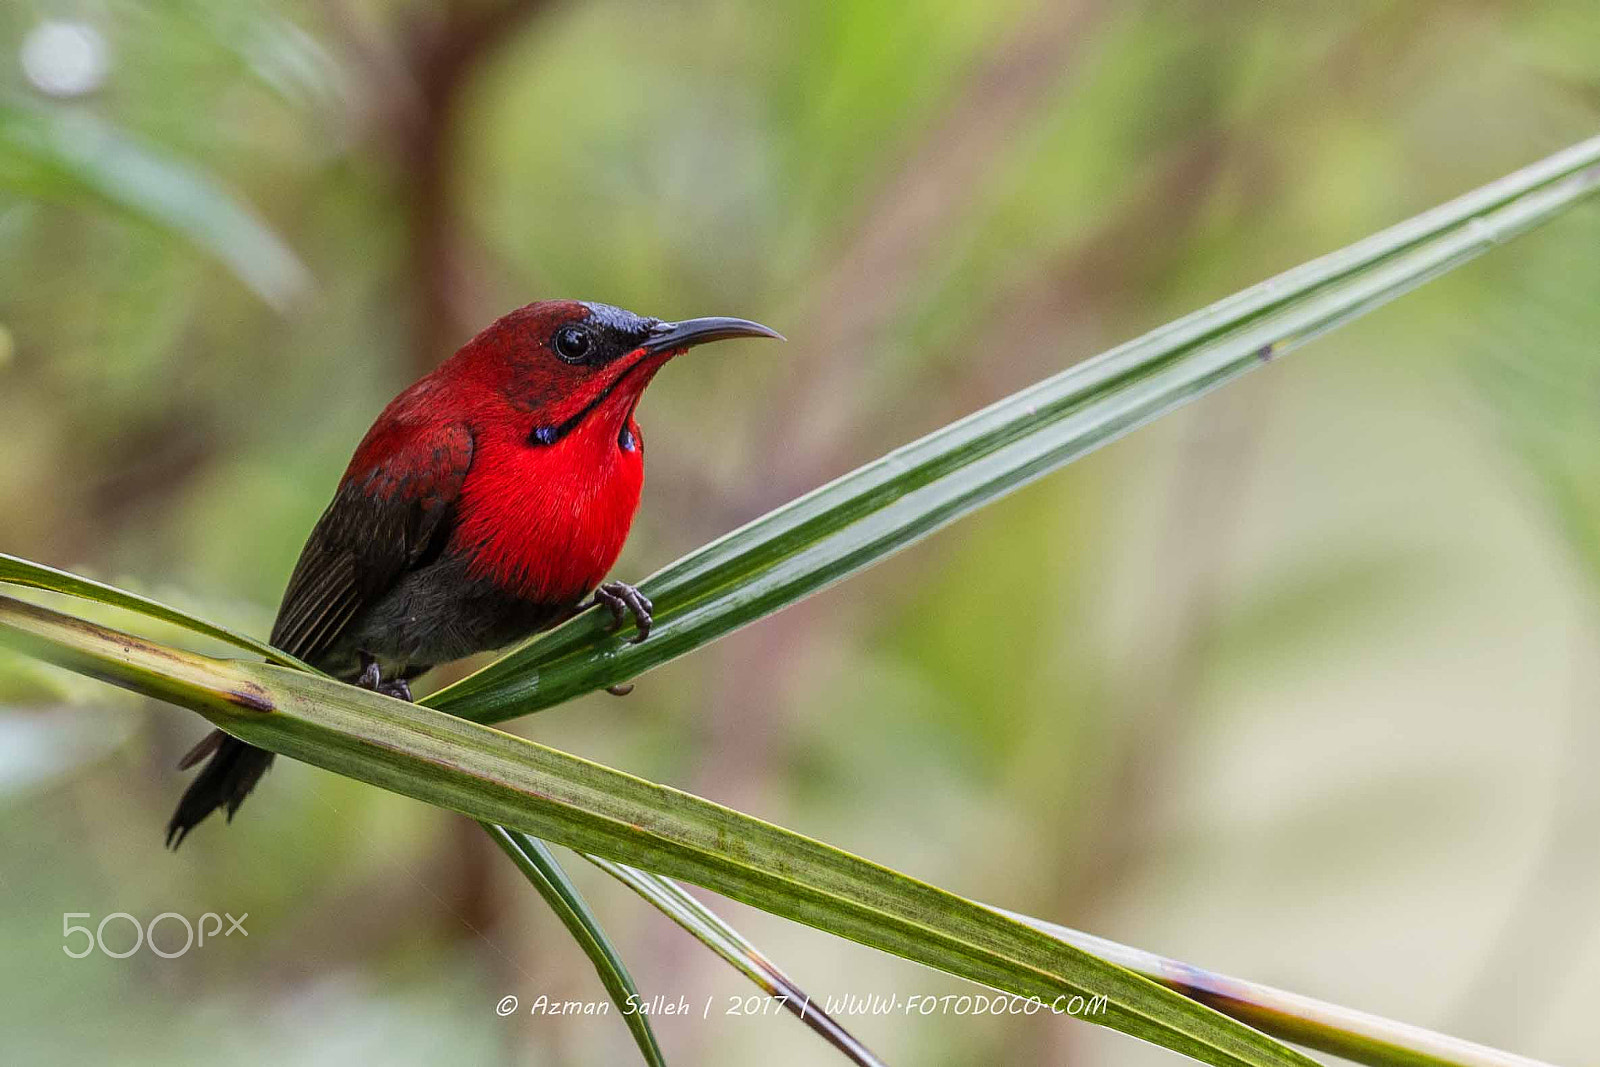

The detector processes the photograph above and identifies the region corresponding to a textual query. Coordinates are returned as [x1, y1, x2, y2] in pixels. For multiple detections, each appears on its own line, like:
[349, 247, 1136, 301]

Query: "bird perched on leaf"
[167, 300, 781, 846]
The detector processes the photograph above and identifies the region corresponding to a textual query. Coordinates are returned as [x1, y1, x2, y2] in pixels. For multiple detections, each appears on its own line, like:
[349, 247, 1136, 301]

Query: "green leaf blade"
[428, 142, 1600, 722]
[0, 592, 1316, 1067]
[590, 856, 889, 1067]
[0, 101, 311, 309]
[485, 826, 668, 1067]
[0, 552, 318, 674]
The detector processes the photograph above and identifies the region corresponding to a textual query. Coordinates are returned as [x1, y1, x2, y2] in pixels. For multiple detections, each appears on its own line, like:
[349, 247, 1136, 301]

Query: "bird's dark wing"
[269, 421, 475, 665]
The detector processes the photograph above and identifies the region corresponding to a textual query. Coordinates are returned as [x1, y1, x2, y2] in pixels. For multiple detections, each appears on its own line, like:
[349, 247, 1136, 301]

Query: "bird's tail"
[165, 731, 275, 849]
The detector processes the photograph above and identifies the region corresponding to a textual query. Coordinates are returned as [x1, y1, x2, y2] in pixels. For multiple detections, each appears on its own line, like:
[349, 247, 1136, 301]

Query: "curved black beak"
[644, 316, 784, 353]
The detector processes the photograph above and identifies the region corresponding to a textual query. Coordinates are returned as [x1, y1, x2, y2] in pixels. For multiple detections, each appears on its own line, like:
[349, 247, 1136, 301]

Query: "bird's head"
[457, 300, 781, 448]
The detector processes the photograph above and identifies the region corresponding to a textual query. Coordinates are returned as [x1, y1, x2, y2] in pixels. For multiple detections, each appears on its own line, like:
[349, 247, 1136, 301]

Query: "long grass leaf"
[485, 826, 668, 1067]
[428, 139, 1600, 721]
[589, 856, 888, 1067]
[0, 592, 1319, 1067]
[0, 101, 311, 309]
[995, 909, 1555, 1067]
[0, 552, 316, 672]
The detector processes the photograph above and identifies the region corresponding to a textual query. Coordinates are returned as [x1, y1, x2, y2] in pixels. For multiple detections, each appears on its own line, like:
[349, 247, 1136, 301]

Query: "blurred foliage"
[0, 1, 1597, 1065]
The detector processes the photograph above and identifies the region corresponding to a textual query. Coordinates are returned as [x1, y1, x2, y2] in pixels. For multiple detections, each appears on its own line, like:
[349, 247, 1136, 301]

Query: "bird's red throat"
[451, 350, 671, 604]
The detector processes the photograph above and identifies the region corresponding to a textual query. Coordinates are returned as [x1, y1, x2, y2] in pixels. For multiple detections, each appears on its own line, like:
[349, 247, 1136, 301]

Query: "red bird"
[167, 300, 780, 846]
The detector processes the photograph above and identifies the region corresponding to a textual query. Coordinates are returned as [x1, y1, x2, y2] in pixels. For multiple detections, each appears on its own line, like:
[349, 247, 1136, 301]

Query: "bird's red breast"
[451, 364, 657, 605]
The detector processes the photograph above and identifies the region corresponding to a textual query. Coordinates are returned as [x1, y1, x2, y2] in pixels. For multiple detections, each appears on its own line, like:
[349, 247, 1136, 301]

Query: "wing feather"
[269, 422, 474, 666]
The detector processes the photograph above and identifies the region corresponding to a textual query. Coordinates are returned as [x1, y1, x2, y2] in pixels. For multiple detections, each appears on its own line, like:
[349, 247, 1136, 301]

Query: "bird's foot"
[590, 581, 653, 644]
[356, 652, 413, 702]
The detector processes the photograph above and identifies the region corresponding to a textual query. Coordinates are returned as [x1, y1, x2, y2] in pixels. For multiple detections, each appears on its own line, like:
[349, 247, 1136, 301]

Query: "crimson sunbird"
[167, 300, 781, 846]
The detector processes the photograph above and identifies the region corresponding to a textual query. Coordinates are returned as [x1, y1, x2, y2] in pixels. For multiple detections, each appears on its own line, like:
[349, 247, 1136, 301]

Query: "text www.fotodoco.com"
[494, 991, 1110, 1019]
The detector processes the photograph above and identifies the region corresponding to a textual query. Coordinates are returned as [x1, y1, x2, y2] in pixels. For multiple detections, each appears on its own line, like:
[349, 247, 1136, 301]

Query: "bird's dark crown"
[558, 302, 662, 366]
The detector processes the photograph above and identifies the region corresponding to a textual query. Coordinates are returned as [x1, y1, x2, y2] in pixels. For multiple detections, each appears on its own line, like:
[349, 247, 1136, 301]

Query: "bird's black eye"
[553, 325, 593, 363]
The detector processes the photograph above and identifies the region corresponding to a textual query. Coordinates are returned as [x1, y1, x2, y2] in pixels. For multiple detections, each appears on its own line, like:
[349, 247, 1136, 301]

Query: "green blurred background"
[2, 1, 1598, 1064]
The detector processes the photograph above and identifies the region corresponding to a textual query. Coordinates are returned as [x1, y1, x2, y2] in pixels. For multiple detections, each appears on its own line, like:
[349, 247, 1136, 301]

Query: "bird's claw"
[356, 652, 413, 702]
[591, 581, 653, 644]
